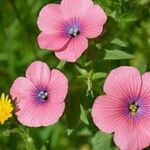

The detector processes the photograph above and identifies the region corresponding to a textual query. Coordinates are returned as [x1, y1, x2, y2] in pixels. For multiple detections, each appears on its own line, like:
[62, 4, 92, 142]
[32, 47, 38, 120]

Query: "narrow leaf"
[104, 49, 134, 60]
[92, 72, 107, 81]
[111, 39, 128, 47]
[80, 105, 89, 125]
[75, 65, 87, 75]
[92, 131, 116, 150]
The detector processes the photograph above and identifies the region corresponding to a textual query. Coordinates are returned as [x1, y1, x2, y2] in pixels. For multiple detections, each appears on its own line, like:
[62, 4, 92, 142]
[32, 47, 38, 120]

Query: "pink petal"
[139, 72, 150, 116]
[16, 102, 65, 127]
[10, 77, 35, 104]
[37, 4, 63, 34]
[92, 95, 126, 133]
[140, 72, 150, 102]
[47, 69, 68, 104]
[61, 0, 93, 19]
[37, 32, 70, 51]
[114, 119, 150, 150]
[81, 5, 107, 38]
[104, 66, 142, 99]
[55, 35, 88, 62]
[26, 61, 51, 87]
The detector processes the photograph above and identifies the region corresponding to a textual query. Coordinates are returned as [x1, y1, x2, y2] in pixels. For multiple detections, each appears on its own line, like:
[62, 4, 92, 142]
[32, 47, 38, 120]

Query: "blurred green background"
[0, 0, 150, 149]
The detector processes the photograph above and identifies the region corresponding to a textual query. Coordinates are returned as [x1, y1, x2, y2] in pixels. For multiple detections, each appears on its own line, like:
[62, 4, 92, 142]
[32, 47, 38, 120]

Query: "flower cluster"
[1, 0, 150, 149]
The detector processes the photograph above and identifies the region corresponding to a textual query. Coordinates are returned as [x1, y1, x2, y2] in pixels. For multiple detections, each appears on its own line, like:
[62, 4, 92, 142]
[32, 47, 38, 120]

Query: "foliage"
[0, 0, 150, 149]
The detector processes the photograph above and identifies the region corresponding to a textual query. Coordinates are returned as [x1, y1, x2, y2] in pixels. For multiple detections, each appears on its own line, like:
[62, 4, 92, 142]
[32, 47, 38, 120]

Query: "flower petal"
[92, 95, 126, 133]
[61, 0, 93, 19]
[81, 5, 107, 38]
[37, 32, 70, 51]
[16, 102, 65, 127]
[104, 66, 142, 100]
[139, 72, 150, 118]
[114, 119, 150, 150]
[140, 72, 150, 102]
[26, 61, 51, 88]
[37, 4, 63, 34]
[47, 69, 68, 104]
[55, 35, 88, 62]
[10, 77, 35, 104]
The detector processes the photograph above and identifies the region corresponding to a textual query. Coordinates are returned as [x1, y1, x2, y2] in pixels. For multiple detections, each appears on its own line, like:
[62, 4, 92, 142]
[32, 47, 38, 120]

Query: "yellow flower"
[0, 93, 13, 124]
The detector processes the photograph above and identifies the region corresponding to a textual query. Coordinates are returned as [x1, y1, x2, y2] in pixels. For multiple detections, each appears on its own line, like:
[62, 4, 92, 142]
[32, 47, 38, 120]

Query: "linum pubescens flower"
[10, 61, 68, 127]
[0, 93, 13, 124]
[92, 66, 150, 150]
[37, 0, 107, 62]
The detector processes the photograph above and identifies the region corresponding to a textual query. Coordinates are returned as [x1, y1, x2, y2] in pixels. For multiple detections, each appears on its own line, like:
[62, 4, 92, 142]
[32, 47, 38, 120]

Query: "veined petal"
[61, 0, 93, 19]
[26, 61, 51, 88]
[47, 69, 68, 104]
[37, 4, 63, 34]
[92, 95, 126, 133]
[55, 35, 88, 62]
[81, 5, 107, 38]
[140, 73, 150, 103]
[104, 66, 142, 100]
[16, 102, 65, 127]
[10, 77, 35, 103]
[114, 119, 150, 150]
[38, 32, 70, 51]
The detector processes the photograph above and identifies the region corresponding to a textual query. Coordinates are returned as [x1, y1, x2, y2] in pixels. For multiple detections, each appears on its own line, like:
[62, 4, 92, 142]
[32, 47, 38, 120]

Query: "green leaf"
[104, 49, 134, 60]
[80, 105, 89, 125]
[92, 72, 107, 81]
[75, 65, 87, 75]
[109, 11, 117, 20]
[111, 39, 128, 47]
[92, 131, 116, 150]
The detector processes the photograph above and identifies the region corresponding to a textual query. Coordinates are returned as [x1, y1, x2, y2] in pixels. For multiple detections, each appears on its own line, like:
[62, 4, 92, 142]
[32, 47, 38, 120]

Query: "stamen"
[38, 91, 48, 101]
[69, 28, 80, 37]
[128, 102, 139, 115]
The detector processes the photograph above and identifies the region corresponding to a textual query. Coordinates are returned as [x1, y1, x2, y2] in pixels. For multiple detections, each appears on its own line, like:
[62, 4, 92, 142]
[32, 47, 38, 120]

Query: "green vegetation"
[0, 0, 149, 149]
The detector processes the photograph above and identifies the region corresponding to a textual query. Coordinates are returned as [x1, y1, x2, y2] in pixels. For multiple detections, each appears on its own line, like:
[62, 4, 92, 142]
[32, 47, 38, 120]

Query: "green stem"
[86, 70, 94, 98]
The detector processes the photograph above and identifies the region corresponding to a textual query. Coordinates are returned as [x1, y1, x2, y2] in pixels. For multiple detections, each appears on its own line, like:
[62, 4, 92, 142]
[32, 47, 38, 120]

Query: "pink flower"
[37, 0, 107, 62]
[10, 61, 68, 127]
[92, 66, 150, 150]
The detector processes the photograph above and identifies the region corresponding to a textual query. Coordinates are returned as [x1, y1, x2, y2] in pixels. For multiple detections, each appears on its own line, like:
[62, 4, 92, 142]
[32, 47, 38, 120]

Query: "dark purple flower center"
[69, 27, 80, 37]
[63, 18, 81, 37]
[37, 90, 48, 101]
[128, 101, 139, 115]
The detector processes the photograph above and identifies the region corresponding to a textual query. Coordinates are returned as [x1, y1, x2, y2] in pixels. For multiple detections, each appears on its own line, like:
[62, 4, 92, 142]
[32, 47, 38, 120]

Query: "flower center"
[128, 102, 139, 115]
[69, 27, 80, 37]
[38, 91, 48, 101]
